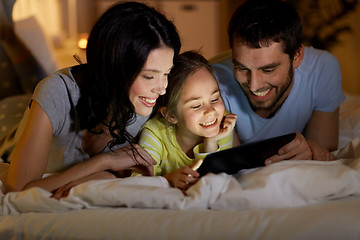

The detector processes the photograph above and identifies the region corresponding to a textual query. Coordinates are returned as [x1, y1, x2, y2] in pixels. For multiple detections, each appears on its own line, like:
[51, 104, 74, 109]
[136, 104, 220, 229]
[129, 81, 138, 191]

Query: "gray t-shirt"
[3, 67, 149, 173]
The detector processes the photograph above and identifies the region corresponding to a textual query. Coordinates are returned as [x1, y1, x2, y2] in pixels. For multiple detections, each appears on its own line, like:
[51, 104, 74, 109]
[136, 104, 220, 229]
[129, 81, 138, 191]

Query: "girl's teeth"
[252, 89, 270, 97]
[201, 119, 216, 126]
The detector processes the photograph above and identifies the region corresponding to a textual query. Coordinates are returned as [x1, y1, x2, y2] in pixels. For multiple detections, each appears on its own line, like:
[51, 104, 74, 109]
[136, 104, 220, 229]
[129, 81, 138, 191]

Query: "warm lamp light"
[78, 38, 88, 49]
[77, 33, 89, 49]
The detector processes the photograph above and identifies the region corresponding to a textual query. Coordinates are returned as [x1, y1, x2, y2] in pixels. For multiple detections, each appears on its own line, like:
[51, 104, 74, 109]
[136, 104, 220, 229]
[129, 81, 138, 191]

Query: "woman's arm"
[5, 101, 156, 193]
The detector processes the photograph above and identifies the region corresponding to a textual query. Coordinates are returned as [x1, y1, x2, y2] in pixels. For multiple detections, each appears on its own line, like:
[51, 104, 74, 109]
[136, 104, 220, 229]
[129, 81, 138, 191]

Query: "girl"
[0, 2, 181, 195]
[138, 51, 238, 191]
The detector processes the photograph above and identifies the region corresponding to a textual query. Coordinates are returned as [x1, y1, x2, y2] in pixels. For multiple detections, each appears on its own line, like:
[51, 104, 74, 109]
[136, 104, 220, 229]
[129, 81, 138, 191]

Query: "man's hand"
[307, 140, 334, 161]
[265, 132, 312, 165]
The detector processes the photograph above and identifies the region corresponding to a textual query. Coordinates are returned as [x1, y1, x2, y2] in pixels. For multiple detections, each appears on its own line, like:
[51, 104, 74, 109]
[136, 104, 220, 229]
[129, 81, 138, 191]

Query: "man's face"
[232, 40, 295, 118]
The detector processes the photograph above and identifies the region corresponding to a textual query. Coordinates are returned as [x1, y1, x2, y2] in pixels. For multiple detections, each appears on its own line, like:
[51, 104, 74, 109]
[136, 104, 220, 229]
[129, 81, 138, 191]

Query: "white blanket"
[1, 137, 360, 216]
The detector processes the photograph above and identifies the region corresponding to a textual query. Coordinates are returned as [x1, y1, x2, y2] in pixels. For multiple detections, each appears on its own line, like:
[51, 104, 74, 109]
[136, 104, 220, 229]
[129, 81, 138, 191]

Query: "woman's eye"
[143, 75, 154, 80]
[191, 105, 201, 109]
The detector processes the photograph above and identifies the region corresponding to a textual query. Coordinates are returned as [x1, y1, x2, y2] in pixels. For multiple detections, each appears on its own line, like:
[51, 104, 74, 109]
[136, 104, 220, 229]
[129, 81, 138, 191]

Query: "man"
[212, 0, 344, 163]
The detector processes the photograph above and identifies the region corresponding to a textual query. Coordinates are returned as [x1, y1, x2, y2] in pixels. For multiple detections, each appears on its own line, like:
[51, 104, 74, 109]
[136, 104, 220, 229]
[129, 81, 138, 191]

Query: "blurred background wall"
[11, 0, 360, 94]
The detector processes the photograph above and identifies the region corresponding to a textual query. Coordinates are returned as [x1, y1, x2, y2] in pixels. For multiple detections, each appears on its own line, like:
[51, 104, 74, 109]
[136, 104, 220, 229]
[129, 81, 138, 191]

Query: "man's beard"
[241, 66, 294, 115]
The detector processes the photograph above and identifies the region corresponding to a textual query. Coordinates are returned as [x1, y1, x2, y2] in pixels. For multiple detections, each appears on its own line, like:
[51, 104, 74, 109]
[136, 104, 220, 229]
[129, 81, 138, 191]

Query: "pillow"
[0, 93, 31, 140]
[0, 44, 22, 100]
[339, 93, 360, 148]
[14, 16, 58, 76]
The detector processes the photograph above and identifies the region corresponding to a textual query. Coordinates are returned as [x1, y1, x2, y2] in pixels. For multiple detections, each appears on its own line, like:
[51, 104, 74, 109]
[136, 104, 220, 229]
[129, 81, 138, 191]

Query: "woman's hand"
[51, 170, 116, 200]
[107, 144, 157, 176]
[265, 132, 312, 165]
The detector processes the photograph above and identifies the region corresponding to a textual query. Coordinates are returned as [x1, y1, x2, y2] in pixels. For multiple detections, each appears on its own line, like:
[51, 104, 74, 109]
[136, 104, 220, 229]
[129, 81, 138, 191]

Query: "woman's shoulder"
[34, 66, 81, 102]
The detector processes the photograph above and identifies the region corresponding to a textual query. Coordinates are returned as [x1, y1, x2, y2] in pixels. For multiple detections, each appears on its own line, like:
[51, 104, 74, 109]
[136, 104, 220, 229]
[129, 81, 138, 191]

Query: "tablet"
[197, 133, 296, 177]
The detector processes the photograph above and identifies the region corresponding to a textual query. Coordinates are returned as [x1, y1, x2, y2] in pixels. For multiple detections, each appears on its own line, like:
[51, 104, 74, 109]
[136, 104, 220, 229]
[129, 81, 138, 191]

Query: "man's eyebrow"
[259, 63, 281, 69]
[232, 59, 280, 70]
[232, 59, 249, 69]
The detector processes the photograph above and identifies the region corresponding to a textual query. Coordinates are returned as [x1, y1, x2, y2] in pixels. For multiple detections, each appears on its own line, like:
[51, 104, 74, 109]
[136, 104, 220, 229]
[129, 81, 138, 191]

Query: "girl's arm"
[5, 101, 156, 193]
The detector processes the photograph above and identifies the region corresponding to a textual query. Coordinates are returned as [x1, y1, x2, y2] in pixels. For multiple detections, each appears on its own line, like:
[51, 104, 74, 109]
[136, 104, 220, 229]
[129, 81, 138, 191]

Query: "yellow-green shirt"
[139, 113, 233, 176]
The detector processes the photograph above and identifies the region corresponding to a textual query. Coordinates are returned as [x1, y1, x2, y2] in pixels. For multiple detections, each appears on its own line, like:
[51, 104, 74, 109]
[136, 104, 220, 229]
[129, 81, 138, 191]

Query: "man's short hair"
[228, 0, 303, 60]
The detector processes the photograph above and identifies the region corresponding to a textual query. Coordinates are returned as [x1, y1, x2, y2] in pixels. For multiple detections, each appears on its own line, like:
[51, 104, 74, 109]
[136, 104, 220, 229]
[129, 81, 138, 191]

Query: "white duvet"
[1, 136, 360, 216]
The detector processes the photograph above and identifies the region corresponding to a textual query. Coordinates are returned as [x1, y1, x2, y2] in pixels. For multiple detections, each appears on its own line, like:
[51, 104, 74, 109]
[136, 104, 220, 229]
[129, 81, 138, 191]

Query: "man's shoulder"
[301, 47, 339, 70]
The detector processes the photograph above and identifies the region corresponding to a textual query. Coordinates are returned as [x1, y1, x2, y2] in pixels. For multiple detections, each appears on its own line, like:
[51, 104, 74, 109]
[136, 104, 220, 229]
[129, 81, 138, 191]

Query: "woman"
[1, 1, 181, 194]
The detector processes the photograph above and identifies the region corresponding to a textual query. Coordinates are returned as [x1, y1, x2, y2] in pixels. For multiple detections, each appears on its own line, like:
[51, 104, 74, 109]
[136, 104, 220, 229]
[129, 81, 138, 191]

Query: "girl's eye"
[211, 97, 219, 103]
[191, 105, 201, 109]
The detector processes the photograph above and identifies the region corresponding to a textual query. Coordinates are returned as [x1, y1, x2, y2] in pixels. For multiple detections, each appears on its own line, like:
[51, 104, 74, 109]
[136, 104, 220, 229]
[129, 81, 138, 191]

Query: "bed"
[0, 92, 359, 239]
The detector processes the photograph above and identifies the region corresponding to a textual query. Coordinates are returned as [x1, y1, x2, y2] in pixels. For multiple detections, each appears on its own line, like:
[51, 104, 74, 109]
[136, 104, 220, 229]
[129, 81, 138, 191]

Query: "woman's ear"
[292, 44, 304, 68]
[160, 107, 177, 124]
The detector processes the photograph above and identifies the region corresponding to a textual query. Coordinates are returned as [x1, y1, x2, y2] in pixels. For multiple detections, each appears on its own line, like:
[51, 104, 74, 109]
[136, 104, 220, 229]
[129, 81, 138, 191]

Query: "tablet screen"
[197, 133, 296, 176]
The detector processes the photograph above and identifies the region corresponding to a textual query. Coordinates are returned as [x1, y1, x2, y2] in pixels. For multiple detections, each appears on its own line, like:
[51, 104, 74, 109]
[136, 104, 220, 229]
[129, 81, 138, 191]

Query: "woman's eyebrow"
[142, 65, 174, 73]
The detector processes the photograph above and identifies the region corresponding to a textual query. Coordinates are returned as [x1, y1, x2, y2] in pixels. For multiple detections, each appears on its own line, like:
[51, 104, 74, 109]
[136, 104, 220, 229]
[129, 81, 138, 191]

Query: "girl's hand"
[164, 165, 200, 191]
[213, 113, 237, 141]
[107, 144, 157, 176]
[204, 113, 237, 152]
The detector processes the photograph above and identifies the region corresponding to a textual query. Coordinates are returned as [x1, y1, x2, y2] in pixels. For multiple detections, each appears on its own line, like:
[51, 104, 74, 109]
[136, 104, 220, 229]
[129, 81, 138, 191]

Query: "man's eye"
[263, 68, 275, 73]
[191, 105, 201, 109]
[236, 68, 249, 73]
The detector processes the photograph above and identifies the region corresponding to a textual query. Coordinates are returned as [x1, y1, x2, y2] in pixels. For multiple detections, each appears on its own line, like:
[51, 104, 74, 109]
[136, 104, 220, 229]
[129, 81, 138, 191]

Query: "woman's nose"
[154, 76, 168, 95]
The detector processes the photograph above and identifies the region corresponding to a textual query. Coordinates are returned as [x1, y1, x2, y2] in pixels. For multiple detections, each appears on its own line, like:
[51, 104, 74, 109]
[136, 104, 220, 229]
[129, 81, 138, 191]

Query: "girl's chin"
[202, 128, 221, 138]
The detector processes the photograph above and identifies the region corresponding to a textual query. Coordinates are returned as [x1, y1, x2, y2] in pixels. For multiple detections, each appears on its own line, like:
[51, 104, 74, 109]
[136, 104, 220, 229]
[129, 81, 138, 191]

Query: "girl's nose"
[204, 105, 216, 115]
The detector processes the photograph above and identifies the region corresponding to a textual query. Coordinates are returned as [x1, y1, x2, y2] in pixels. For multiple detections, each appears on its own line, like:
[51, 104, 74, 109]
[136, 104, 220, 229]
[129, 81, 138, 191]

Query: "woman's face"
[129, 46, 174, 116]
[173, 67, 225, 139]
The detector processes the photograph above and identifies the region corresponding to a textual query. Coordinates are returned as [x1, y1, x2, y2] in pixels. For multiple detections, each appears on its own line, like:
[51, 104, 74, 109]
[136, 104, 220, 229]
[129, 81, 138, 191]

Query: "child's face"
[174, 67, 225, 138]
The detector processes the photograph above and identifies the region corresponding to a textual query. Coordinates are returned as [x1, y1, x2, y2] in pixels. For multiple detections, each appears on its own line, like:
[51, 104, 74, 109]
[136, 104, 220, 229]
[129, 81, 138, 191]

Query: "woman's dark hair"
[76, 2, 181, 148]
[228, 0, 303, 60]
[161, 51, 213, 119]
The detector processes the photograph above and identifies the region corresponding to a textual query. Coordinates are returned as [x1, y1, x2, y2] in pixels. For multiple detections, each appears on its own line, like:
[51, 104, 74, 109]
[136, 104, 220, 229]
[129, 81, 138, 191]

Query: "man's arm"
[303, 109, 340, 152]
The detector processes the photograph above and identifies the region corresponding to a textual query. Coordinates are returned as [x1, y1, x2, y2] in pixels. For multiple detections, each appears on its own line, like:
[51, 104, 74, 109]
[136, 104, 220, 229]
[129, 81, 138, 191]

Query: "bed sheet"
[0, 196, 359, 239]
[0, 136, 360, 239]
